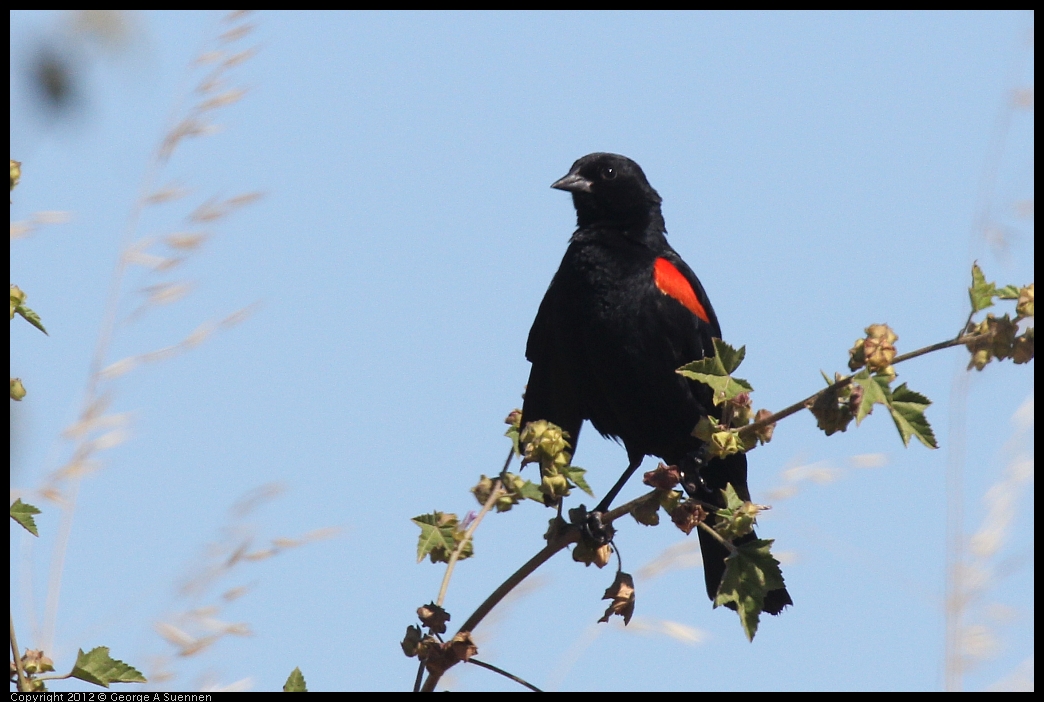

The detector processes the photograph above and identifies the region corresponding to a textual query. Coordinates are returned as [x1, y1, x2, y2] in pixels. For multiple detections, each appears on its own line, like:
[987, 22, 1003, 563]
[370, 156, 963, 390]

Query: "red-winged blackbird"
[521, 153, 791, 615]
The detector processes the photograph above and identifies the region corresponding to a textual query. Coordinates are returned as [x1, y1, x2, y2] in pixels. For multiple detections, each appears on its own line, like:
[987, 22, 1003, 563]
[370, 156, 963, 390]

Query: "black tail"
[696, 451, 792, 615]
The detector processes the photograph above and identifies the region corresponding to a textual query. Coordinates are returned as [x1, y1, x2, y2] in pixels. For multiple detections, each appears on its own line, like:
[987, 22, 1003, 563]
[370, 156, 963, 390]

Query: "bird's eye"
[601, 166, 616, 180]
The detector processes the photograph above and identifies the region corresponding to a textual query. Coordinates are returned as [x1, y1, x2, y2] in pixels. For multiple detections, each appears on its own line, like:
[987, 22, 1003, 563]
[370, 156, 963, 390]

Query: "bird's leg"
[580, 457, 643, 545]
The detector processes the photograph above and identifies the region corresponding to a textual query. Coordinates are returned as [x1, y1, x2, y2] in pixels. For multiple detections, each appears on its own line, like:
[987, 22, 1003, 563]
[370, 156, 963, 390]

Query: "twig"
[436, 480, 505, 608]
[467, 657, 543, 692]
[696, 521, 736, 553]
[10, 613, 28, 692]
[739, 332, 981, 443]
[602, 488, 718, 526]
[421, 529, 579, 692]
[412, 659, 425, 693]
[500, 446, 515, 474]
[602, 490, 658, 524]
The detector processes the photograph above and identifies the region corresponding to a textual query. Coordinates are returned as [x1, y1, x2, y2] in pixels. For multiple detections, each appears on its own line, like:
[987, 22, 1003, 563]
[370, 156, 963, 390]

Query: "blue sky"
[10, 11, 1034, 692]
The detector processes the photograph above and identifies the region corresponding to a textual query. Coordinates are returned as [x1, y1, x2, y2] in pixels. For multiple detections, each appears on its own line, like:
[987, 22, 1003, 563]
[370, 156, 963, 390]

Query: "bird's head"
[551, 153, 663, 229]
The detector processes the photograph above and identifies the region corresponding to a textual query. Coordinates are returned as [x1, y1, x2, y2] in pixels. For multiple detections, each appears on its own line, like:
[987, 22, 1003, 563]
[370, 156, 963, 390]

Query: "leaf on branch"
[888, 383, 937, 448]
[715, 539, 787, 642]
[411, 512, 472, 564]
[714, 484, 762, 541]
[70, 647, 146, 687]
[852, 370, 890, 425]
[10, 286, 48, 335]
[969, 263, 998, 313]
[692, 416, 743, 458]
[562, 464, 594, 497]
[516, 479, 546, 503]
[598, 571, 636, 625]
[504, 408, 522, 456]
[10, 498, 41, 536]
[631, 494, 661, 526]
[658, 489, 684, 515]
[283, 667, 307, 692]
[997, 284, 1021, 300]
[677, 341, 753, 407]
[808, 375, 857, 436]
[712, 338, 746, 373]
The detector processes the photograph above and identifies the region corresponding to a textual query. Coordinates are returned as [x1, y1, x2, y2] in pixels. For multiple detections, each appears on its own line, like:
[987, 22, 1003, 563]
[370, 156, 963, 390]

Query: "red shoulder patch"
[653, 257, 710, 323]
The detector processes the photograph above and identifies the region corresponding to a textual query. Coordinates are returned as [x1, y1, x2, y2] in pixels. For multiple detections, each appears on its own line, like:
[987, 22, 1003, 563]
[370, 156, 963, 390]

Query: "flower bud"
[862, 324, 898, 372]
[1016, 283, 1034, 319]
[10, 378, 26, 401]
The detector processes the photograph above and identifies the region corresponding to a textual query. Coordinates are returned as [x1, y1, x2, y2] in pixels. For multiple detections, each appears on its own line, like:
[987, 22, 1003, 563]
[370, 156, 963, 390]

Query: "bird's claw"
[679, 450, 715, 500]
[570, 504, 614, 546]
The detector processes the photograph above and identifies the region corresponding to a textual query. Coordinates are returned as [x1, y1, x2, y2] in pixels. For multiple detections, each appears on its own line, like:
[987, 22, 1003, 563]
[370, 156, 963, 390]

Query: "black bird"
[521, 153, 791, 614]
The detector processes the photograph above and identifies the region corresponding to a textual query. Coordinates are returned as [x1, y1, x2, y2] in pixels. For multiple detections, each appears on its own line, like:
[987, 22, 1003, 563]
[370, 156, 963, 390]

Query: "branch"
[10, 613, 28, 692]
[436, 479, 504, 608]
[421, 528, 579, 692]
[419, 487, 724, 691]
[739, 332, 980, 443]
[697, 520, 736, 552]
[467, 657, 542, 692]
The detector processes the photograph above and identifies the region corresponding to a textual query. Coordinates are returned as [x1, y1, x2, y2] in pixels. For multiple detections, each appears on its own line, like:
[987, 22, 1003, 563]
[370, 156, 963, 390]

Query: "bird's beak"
[551, 172, 593, 194]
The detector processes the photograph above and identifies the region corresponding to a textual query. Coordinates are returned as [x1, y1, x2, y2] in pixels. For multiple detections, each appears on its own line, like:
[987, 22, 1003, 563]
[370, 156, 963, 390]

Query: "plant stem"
[467, 657, 542, 692]
[739, 332, 980, 442]
[10, 613, 28, 692]
[697, 520, 736, 552]
[421, 528, 579, 692]
[436, 480, 504, 608]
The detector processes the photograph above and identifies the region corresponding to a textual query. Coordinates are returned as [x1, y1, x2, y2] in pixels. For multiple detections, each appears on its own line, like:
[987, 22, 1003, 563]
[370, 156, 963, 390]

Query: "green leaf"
[997, 284, 1021, 300]
[562, 465, 594, 497]
[631, 495, 661, 526]
[10, 288, 48, 335]
[283, 667, 307, 692]
[18, 305, 48, 335]
[888, 383, 937, 448]
[69, 647, 146, 687]
[712, 339, 746, 374]
[852, 370, 890, 425]
[517, 479, 545, 503]
[721, 483, 744, 511]
[10, 498, 41, 536]
[713, 484, 757, 540]
[504, 424, 520, 456]
[658, 489, 684, 514]
[715, 539, 787, 642]
[677, 341, 751, 406]
[677, 359, 754, 406]
[969, 263, 997, 313]
[411, 512, 470, 564]
[677, 340, 745, 378]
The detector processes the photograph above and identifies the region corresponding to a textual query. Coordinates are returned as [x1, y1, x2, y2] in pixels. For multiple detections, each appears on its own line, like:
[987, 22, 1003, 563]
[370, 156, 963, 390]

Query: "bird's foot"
[679, 449, 716, 500]
[569, 504, 615, 546]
